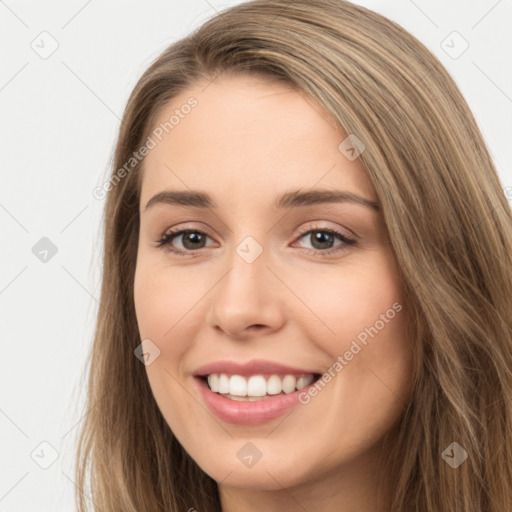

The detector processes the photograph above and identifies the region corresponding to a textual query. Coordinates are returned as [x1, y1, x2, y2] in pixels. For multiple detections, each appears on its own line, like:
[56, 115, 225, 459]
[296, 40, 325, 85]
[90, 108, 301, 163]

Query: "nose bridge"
[206, 232, 284, 337]
[219, 233, 271, 307]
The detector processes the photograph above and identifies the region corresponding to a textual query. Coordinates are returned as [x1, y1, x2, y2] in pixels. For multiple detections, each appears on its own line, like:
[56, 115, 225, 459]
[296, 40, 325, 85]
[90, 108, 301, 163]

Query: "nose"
[205, 245, 286, 340]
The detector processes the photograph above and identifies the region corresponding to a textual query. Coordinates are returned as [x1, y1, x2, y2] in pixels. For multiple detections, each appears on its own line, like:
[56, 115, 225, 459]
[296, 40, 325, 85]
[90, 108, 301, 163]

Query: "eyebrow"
[144, 189, 380, 212]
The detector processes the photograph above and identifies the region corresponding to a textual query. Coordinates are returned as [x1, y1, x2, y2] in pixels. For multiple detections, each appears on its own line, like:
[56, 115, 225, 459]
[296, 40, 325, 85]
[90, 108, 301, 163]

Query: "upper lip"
[193, 359, 322, 377]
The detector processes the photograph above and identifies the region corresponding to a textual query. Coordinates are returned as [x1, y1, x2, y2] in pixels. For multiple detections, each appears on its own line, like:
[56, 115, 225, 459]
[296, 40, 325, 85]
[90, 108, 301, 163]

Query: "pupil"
[312, 231, 333, 249]
[184, 232, 204, 249]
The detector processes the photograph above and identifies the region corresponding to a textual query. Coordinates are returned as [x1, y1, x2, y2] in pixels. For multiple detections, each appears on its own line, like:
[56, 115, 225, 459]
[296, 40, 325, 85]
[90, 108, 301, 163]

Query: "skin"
[133, 73, 414, 512]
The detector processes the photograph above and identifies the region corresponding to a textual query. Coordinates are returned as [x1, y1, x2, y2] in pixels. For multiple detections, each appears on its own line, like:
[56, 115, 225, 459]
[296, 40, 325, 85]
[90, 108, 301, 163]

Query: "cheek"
[134, 265, 204, 433]
[292, 255, 405, 357]
[133, 261, 205, 358]
[293, 259, 412, 456]
[293, 252, 413, 414]
[133, 261, 216, 431]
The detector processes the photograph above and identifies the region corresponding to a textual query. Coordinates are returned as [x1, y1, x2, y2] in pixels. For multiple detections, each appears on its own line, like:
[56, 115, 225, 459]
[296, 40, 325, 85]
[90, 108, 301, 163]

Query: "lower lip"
[194, 377, 313, 425]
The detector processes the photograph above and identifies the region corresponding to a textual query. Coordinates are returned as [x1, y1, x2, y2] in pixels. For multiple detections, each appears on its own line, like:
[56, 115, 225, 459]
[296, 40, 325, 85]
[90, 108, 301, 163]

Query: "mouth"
[192, 359, 325, 424]
[197, 372, 323, 401]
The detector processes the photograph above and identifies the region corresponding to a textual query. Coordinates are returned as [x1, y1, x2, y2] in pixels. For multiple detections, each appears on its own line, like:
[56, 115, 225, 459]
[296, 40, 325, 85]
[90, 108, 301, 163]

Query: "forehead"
[140, 74, 375, 207]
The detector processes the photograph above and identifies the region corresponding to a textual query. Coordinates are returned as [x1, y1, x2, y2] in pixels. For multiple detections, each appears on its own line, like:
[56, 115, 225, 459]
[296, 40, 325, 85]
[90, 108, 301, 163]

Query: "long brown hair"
[75, 1, 512, 510]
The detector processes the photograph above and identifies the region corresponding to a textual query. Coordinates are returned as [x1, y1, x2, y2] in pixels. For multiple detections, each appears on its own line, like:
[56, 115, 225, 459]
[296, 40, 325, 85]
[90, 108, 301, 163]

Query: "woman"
[76, 1, 512, 510]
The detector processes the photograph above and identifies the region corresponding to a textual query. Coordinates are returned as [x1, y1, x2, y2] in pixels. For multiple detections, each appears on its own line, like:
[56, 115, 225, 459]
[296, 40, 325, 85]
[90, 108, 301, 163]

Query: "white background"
[1, 1, 511, 510]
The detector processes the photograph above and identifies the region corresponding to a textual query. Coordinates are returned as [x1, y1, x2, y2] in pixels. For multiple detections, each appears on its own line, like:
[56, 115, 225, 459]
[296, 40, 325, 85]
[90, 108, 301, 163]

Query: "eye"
[156, 228, 214, 255]
[293, 226, 356, 256]
[155, 225, 356, 256]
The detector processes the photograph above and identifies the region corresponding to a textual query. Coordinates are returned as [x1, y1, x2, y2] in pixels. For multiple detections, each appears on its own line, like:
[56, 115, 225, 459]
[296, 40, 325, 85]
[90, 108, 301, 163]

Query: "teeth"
[206, 373, 315, 398]
[247, 375, 266, 396]
[282, 375, 296, 394]
[296, 375, 313, 389]
[218, 374, 230, 394]
[208, 374, 219, 392]
[230, 375, 247, 396]
[266, 375, 282, 395]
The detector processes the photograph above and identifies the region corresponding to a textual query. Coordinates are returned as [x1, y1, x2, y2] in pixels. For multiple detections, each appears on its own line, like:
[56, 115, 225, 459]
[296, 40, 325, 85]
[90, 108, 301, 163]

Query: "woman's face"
[134, 74, 413, 497]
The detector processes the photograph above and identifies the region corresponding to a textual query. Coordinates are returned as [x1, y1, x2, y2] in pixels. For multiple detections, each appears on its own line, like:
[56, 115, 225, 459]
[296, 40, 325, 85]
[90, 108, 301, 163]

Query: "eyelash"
[156, 225, 356, 257]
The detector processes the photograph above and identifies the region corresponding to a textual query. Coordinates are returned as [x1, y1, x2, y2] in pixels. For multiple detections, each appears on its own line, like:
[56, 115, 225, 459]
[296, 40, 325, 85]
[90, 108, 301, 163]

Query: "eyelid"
[295, 223, 355, 240]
